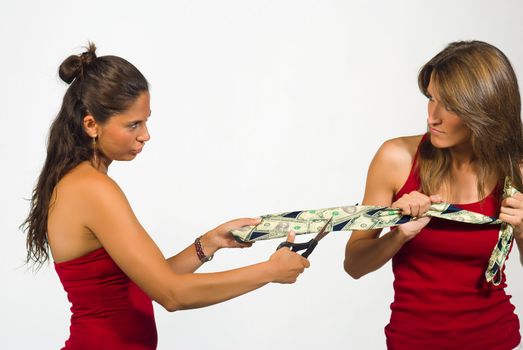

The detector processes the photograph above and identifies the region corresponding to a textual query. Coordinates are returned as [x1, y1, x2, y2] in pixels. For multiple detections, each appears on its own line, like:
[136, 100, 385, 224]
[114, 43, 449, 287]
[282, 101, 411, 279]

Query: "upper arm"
[348, 137, 417, 244]
[79, 175, 176, 306]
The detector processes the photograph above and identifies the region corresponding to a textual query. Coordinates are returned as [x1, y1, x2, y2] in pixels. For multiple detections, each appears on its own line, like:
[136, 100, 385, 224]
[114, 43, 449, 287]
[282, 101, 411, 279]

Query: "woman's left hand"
[200, 218, 261, 255]
[500, 192, 523, 239]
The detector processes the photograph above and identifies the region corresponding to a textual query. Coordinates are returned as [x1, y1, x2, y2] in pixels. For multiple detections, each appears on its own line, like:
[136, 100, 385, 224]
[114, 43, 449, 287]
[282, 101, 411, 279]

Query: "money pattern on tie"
[231, 177, 517, 286]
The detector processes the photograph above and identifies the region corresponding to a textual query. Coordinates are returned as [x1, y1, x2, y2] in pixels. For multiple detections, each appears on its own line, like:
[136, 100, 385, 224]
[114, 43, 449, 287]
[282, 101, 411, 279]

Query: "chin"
[116, 154, 138, 161]
[429, 136, 451, 149]
[429, 140, 446, 148]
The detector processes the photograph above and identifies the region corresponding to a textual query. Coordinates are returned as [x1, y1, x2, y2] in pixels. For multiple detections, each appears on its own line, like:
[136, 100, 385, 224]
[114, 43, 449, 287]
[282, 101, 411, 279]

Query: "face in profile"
[95, 91, 151, 161]
[426, 80, 471, 149]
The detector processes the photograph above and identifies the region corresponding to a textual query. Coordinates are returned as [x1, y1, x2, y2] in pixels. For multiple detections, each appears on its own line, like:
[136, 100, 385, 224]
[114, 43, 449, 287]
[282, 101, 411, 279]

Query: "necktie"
[231, 177, 517, 286]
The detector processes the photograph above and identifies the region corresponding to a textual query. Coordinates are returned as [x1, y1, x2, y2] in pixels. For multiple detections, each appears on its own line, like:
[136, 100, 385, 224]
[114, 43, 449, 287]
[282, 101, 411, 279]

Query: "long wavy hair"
[417, 40, 523, 200]
[22, 43, 148, 267]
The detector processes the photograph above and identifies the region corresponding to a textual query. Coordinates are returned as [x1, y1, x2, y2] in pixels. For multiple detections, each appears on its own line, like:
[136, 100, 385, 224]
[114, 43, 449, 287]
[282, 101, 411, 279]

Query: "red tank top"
[385, 135, 520, 350]
[54, 248, 157, 350]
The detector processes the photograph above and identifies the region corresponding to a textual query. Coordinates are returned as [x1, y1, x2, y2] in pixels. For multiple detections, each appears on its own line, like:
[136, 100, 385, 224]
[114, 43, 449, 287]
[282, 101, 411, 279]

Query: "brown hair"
[22, 43, 149, 267]
[417, 40, 523, 199]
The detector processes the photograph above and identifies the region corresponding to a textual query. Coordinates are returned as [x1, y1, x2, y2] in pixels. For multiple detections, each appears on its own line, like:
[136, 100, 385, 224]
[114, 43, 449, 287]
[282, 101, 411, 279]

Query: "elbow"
[155, 275, 195, 312]
[343, 259, 364, 280]
[158, 297, 181, 312]
[162, 301, 181, 313]
[156, 291, 186, 312]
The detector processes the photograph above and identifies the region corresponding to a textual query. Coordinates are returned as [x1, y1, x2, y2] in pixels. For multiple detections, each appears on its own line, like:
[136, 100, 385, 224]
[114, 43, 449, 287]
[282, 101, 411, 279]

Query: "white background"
[1, 1, 522, 349]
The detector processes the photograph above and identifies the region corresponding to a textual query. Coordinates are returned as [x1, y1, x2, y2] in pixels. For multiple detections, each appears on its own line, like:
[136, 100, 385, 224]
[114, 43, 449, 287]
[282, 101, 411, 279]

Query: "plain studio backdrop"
[1, 1, 522, 349]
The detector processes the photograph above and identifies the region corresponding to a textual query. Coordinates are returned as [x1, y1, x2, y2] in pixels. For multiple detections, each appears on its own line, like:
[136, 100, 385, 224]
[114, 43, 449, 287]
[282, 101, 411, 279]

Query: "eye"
[427, 95, 434, 102]
[129, 122, 139, 129]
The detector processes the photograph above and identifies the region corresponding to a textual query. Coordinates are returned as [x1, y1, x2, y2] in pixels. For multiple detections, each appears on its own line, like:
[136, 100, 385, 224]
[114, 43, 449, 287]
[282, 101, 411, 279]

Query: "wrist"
[194, 236, 216, 263]
[200, 232, 220, 255]
[262, 260, 278, 283]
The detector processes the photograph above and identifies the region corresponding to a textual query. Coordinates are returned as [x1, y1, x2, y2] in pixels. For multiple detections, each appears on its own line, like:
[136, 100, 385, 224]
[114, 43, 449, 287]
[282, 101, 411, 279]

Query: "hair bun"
[58, 42, 97, 84]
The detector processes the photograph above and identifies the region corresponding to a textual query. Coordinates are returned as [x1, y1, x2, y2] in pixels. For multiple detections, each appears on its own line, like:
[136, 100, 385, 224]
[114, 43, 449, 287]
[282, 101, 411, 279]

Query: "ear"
[83, 115, 99, 138]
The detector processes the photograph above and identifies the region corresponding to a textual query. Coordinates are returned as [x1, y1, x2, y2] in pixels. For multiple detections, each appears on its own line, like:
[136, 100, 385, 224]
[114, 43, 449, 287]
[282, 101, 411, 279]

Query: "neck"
[91, 157, 111, 174]
[448, 141, 474, 169]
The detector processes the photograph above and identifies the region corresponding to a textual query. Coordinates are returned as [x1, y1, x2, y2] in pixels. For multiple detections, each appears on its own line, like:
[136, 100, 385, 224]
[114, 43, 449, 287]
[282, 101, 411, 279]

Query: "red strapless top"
[385, 135, 520, 350]
[54, 248, 157, 350]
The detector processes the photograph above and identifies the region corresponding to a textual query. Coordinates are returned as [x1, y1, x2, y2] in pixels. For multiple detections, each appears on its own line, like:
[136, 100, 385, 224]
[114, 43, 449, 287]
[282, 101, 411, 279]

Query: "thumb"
[227, 217, 261, 230]
[286, 230, 296, 243]
[243, 217, 262, 226]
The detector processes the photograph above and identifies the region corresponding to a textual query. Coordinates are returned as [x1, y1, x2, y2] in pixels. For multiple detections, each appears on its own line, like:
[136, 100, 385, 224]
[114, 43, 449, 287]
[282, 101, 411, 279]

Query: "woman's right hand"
[392, 191, 442, 241]
[267, 231, 310, 284]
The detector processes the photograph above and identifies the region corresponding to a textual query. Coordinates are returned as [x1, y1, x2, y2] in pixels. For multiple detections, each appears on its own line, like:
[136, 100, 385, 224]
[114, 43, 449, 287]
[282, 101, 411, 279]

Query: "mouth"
[429, 127, 444, 134]
[132, 147, 143, 155]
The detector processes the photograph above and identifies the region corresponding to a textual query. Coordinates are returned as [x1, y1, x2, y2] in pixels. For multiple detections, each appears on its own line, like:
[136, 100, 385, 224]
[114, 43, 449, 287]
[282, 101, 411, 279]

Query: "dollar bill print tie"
[486, 177, 518, 285]
[231, 177, 518, 286]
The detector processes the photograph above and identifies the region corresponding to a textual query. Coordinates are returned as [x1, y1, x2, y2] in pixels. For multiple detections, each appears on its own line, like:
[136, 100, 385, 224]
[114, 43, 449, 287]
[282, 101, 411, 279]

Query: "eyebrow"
[129, 111, 151, 124]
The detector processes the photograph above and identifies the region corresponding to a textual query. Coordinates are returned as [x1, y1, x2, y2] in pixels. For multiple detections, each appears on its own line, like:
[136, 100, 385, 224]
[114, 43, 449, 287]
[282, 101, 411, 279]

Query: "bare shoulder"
[368, 135, 423, 195]
[58, 162, 124, 199]
[372, 135, 422, 177]
[49, 162, 129, 262]
[375, 135, 422, 167]
[52, 162, 130, 224]
[347, 135, 424, 243]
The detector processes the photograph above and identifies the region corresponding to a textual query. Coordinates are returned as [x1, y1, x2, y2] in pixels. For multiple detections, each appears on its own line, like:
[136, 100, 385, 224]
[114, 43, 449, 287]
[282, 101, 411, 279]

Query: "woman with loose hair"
[344, 40, 522, 349]
[22, 43, 309, 350]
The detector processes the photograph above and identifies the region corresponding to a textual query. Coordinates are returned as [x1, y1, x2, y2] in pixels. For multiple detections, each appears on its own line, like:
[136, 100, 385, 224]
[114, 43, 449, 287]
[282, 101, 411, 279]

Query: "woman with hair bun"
[23, 43, 309, 350]
[344, 40, 522, 350]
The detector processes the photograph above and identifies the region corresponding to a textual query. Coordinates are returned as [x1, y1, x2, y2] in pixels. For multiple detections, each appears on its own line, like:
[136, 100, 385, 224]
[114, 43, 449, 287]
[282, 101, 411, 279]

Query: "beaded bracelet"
[194, 236, 213, 263]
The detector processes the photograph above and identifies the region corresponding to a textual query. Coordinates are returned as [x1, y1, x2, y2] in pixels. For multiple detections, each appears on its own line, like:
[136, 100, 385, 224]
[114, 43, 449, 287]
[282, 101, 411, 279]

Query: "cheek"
[101, 130, 134, 150]
[115, 134, 137, 151]
[446, 114, 463, 130]
[119, 131, 135, 143]
[448, 118, 470, 138]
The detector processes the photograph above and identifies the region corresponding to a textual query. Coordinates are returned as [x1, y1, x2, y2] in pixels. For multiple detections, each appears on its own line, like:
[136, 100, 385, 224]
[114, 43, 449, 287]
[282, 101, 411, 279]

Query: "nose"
[138, 124, 150, 143]
[427, 101, 442, 126]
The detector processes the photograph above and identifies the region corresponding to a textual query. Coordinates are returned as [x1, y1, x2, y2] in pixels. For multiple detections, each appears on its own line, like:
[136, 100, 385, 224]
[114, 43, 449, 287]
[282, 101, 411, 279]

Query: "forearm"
[167, 236, 219, 274]
[344, 228, 408, 279]
[166, 244, 203, 274]
[165, 261, 275, 311]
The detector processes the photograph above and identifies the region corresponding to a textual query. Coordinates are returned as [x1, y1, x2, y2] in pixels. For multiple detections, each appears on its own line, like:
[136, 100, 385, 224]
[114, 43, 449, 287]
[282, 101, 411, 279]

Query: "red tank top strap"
[394, 134, 428, 200]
